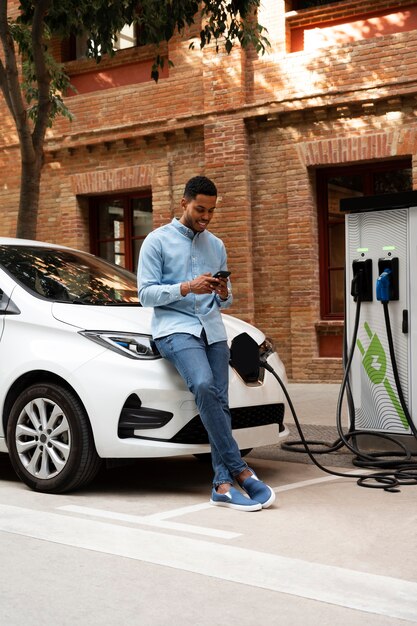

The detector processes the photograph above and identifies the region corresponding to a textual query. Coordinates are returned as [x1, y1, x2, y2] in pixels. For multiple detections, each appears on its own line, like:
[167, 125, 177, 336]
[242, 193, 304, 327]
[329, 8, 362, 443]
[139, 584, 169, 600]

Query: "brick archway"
[70, 165, 153, 196]
[297, 131, 403, 168]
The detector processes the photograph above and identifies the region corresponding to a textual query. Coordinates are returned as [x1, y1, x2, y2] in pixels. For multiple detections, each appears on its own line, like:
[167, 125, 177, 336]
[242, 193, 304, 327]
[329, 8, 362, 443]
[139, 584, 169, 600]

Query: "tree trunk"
[16, 156, 43, 240]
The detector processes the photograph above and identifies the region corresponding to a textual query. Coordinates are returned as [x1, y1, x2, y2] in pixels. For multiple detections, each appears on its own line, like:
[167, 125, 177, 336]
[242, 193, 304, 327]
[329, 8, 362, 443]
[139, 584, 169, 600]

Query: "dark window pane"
[326, 176, 363, 315]
[329, 269, 344, 315]
[293, 0, 342, 9]
[99, 240, 126, 267]
[98, 200, 124, 241]
[373, 169, 412, 195]
[328, 175, 363, 196]
[329, 222, 345, 267]
[132, 196, 153, 269]
[132, 197, 153, 238]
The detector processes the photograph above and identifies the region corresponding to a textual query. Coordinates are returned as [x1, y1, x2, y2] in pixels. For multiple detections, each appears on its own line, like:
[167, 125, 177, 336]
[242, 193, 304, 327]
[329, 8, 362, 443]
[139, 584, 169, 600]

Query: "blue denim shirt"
[138, 218, 232, 344]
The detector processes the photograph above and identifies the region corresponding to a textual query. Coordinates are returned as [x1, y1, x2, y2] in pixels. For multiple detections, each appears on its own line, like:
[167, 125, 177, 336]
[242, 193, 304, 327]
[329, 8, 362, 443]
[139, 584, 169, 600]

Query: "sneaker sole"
[209, 499, 262, 512]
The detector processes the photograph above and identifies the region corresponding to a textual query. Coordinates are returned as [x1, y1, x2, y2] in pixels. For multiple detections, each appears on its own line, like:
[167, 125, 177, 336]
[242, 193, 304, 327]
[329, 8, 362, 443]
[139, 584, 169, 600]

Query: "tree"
[0, 0, 269, 239]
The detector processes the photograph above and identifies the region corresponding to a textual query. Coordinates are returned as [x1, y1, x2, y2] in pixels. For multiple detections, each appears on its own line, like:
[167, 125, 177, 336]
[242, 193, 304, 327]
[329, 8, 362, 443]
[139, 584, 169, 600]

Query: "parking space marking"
[277, 476, 341, 491]
[275, 468, 370, 493]
[0, 503, 416, 622]
[57, 472, 357, 540]
[143, 501, 216, 520]
[57, 504, 241, 539]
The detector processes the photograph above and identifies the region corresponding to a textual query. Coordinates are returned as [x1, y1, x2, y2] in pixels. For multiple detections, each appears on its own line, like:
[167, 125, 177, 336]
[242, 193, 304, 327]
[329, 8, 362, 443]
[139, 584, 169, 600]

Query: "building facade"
[1, 0, 417, 381]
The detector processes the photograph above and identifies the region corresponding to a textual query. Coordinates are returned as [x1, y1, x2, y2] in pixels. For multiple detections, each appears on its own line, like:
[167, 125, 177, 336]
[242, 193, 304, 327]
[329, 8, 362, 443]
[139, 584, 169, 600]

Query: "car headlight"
[259, 336, 275, 362]
[79, 331, 161, 360]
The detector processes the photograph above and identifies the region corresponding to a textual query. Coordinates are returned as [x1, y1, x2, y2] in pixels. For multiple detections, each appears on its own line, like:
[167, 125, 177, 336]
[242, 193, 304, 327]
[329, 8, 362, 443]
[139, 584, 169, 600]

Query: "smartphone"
[213, 271, 231, 279]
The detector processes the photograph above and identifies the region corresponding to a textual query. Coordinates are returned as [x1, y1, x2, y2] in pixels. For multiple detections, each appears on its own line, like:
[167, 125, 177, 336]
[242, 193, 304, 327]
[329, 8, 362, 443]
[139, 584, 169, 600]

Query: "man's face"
[180, 194, 217, 233]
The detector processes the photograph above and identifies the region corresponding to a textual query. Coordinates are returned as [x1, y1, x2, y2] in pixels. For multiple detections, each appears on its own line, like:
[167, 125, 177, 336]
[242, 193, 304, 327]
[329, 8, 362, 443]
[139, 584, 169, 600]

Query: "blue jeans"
[155, 332, 248, 488]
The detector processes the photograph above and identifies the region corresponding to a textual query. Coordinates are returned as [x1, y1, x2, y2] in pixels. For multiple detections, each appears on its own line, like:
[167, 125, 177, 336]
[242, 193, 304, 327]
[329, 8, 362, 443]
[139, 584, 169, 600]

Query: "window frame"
[89, 191, 152, 272]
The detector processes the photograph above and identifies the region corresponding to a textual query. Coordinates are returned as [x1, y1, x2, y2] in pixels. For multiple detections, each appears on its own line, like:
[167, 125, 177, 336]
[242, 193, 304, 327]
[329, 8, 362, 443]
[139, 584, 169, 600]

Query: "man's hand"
[181, 273, 229, 298]
[211, 275, 229, 300]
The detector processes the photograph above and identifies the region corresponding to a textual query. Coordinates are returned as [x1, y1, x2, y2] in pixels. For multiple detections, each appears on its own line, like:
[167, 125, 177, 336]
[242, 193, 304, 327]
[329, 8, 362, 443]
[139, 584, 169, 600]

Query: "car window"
[0, 245, 139, 305]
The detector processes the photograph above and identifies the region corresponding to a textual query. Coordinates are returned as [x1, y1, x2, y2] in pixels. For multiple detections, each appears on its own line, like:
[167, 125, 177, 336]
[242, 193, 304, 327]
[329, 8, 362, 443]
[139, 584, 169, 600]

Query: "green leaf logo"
[357, 321, 407, 429]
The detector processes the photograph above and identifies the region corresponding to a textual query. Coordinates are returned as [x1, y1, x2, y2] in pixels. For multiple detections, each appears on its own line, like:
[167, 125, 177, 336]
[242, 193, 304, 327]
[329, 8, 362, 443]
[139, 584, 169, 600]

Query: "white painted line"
[277, 476, 340, 492]
[59, 473, 353, 538]
[144, 474, 352, 516]
[276, 475, 341, 492]
[143, 502, 214, 520]
[57, 504, 241, 540]
[1, 504, 416, 622]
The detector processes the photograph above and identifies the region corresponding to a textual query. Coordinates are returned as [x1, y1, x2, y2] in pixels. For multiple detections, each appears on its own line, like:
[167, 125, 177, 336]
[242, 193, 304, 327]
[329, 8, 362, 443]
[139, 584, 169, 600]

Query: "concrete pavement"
[251, 382, 354, 467]
[279, 383, 346, 427]
[1, 382, 417, 625]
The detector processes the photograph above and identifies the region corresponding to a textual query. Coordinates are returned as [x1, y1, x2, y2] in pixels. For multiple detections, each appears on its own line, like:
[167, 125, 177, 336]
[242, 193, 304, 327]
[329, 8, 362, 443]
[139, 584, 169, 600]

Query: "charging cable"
[266, 267, 417, 492]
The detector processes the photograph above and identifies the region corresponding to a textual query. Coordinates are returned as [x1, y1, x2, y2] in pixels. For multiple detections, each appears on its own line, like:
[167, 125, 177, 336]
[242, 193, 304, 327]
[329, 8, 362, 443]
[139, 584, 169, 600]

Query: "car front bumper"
[68, 347, 288, 458]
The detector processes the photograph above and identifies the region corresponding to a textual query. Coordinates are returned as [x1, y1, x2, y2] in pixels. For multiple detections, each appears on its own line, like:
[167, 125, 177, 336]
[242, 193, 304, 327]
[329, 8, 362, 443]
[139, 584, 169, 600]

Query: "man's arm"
[138, 235, 185, 307]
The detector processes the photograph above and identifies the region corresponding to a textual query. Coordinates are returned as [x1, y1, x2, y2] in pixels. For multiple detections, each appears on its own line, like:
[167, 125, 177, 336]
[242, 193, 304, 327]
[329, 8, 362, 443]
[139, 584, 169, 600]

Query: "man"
[138, 175, 275, 511]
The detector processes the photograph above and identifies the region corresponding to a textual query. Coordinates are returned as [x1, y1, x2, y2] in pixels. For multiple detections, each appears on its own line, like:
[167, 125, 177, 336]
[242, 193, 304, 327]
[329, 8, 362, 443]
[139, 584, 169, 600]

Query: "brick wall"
[3, 0, 417, 381]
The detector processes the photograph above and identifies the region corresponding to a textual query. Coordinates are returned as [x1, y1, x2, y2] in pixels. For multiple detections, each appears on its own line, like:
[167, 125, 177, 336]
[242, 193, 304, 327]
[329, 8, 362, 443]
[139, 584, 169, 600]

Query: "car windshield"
[0, 245, 139, 305]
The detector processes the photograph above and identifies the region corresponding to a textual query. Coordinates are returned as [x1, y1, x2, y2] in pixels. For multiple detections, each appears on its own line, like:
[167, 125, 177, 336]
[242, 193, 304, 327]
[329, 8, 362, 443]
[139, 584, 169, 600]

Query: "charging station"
[341, 190, 417, 448]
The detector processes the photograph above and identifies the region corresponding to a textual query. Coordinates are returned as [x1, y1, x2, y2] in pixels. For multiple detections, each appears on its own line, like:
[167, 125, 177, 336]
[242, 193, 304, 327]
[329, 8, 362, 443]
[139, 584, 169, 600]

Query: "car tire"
[193, 448, 253, 462]
[7, 383, 102, 493]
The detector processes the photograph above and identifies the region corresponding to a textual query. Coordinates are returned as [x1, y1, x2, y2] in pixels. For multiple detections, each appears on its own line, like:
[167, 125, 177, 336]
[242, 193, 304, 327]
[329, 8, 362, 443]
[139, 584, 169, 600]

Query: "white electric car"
[0, 238, 288, 493]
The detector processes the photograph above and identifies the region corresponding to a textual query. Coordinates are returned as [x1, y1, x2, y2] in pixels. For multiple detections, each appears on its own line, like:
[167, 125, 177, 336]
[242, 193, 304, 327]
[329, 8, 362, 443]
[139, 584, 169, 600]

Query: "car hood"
[52, 303, 265, 344]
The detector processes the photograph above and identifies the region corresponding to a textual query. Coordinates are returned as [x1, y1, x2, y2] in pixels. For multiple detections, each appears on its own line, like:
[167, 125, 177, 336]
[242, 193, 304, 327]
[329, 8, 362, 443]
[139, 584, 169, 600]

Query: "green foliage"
[7, 12, 74, 126]
[23, 56, 75, 125]
[0, 0, 269, 234]
[22, 32, 75, 124]
[4, 0, 269, 128]
[17, 0, 269, 78]
[0, 0, 268, 126]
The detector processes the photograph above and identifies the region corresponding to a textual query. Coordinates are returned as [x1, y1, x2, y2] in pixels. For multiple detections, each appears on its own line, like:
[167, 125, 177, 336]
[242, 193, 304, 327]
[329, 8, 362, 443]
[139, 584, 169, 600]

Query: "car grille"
[170, 403, 285, 445]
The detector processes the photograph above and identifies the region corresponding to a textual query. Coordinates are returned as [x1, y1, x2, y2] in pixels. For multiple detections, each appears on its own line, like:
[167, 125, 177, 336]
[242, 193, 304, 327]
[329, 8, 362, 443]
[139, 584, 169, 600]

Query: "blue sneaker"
[240, 472, 276, 508]
[210, 487, 262, 511]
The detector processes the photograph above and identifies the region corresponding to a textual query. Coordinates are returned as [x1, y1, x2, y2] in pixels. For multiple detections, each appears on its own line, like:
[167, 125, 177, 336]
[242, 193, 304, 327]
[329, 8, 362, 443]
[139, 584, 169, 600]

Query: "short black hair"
[183, 176, 217, 200]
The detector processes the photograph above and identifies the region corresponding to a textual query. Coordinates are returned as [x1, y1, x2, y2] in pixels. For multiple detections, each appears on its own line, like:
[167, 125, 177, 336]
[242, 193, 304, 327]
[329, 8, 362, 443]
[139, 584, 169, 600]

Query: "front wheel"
[7, 383, 102, 493]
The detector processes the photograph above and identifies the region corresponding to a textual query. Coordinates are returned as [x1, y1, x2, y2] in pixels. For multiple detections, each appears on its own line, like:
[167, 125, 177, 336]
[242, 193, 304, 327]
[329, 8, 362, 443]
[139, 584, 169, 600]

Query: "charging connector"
[351, 259, 373, 302]
[378, 257, 399, 301]
[376, 268, 392, 303]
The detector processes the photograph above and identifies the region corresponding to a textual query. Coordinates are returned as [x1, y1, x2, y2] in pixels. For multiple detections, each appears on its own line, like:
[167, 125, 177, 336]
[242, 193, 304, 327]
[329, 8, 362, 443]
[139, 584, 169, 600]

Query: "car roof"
[0, 237, 71, 249]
